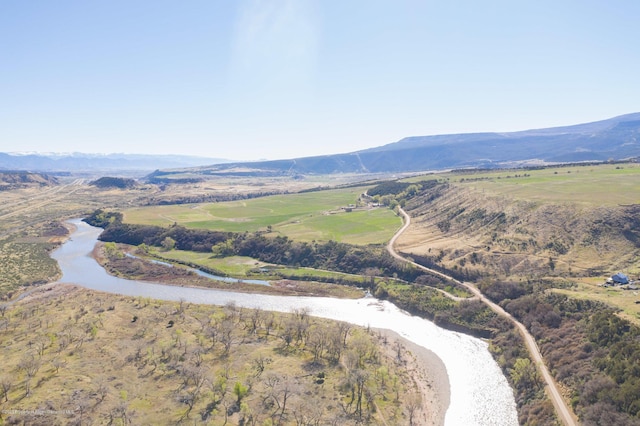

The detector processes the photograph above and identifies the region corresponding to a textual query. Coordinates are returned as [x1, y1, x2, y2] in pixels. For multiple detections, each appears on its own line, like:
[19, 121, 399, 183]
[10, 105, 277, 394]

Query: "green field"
[150, 249, 376, 285]
[151, 252, 270, 277]
[444, 163, 640, 205]
[123, 187, 402, 244]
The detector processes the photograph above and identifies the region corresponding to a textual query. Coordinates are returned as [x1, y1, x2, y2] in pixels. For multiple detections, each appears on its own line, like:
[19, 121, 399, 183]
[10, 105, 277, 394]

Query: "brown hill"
[0, 171, 58, 190]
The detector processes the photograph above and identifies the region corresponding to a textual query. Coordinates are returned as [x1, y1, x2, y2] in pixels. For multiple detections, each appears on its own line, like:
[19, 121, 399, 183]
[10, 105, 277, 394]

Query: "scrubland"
[0, 285, 434, 425]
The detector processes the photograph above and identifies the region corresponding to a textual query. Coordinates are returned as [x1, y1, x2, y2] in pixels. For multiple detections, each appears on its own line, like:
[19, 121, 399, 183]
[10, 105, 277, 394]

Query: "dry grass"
[0, 286, 424, 425]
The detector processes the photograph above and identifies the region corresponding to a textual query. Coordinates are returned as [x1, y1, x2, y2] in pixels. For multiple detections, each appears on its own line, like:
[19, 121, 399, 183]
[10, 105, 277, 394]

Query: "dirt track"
[388, 207, 578, 426]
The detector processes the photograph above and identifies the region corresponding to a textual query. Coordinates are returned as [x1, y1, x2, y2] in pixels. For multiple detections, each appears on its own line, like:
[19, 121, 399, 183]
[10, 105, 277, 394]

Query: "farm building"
[609, 272, 630, 285]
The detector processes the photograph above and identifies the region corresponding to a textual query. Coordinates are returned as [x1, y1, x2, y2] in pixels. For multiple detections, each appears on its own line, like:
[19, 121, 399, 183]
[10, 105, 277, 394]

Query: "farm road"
[388, 207, 578, 426]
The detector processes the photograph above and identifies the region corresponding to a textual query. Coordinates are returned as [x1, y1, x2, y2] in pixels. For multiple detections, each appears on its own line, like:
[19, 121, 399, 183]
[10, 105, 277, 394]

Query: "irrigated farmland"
[123, 187, 401, 244]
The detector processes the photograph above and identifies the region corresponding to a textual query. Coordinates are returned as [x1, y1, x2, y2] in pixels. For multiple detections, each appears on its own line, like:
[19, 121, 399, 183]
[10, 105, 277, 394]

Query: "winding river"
[52, 219, 518, 425]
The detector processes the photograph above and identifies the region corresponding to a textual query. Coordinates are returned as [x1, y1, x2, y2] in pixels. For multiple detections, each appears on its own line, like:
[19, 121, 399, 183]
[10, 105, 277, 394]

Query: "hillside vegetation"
[0, 286, 427, 425]
[388, 163, 640, 424]
[398, 163, 640, 280]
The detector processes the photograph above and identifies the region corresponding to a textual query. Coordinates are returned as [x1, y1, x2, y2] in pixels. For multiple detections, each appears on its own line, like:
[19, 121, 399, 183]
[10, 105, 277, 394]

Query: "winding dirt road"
[388, 207, 578, 426]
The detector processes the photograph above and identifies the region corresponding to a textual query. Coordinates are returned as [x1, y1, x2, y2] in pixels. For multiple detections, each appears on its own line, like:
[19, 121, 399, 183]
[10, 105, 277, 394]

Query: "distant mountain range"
[3, 113, 640, 176]
[0, 152, 228, 173]
[185, 113, 640, 176]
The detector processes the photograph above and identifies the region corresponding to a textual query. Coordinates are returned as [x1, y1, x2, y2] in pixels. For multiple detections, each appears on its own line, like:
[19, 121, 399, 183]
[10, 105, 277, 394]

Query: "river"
[51, 219, 518, 425]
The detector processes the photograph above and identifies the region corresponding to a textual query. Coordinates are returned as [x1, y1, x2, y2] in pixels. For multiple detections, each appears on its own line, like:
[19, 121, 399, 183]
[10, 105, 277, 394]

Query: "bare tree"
[337, 322, 352, 347]
[406, 393, 423, 426]
[279, 318, 296, 348]
[263, 312, 276, 336]
[343, 369, 369, 419]
[263, 373, 298, 424]
[307, 327, 327, 363]
[220, 394, 233, 426]
[18, 354, 41, 397]
[71, 389, 93, 424]
[33, 335, 50, 358]
[326, 327, 344, 363]
[292, 397, 324, 426]
[177, 297, 187, 315]
[158, 304, 174, 319]
[109, 401, 132, 425]
[51, 358, 66, 374]
[219, 318, 235, 357]
[363, 267, 381, 287]
[247, 308, 264, 334]
[178, 367, 206, 419]
[224, 301, 238, 322]
[252, 354, 272, 378]
[94, 378, 109, 404]
[0, 375, 12, 402]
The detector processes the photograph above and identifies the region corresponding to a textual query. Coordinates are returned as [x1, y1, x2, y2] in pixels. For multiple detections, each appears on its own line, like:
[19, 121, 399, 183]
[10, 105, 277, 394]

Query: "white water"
[52, 219, 518, 425]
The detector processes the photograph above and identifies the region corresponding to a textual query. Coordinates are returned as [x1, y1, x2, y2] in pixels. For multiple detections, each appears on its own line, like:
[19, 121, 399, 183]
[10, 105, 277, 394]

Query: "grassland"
[122, 187, 401, 244]
[152, 253, 270, 277]
[152, 249, 374, 285]
[0, 237, 61, 300]
[554, 278, 640, 325]
[445, 162, 640, 206]
[398, 162, 640, 323]
[0, 285, 431, 425]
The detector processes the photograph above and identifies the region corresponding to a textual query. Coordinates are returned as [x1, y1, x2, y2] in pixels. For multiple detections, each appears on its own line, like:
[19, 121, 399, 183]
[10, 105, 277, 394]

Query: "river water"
[51, 219, 518, 425]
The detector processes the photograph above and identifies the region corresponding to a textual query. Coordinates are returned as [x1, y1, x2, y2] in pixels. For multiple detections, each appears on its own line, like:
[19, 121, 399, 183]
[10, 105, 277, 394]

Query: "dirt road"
[388, 207, 578, 426]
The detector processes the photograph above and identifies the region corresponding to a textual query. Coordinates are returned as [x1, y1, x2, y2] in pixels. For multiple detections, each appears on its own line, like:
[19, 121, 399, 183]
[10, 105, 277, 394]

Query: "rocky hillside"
[0, 171, 58, 190]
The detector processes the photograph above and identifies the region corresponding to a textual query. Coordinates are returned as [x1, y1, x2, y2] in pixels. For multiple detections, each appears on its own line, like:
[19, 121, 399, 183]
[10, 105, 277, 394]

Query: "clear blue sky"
[1, 1, 639, 161]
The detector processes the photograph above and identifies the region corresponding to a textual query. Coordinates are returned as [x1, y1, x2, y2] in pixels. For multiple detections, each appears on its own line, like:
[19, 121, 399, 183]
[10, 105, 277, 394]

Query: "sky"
[1, 1, 639, 161]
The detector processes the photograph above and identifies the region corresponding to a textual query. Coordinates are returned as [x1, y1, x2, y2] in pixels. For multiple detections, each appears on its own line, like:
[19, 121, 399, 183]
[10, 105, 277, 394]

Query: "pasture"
[446, 162, 640, 205]
[123, 187, 402, 244]
[554, 278, 640, 326]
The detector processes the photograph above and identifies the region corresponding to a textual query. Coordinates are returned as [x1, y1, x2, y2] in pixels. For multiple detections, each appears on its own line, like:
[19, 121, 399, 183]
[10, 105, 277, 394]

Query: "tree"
[51, 358, 66, 374]
[406, 393, 422, 425]
[161, 236, 176, 251]
[510, 357, 538, 390]
[103, 242, 123, 259]
[363, 267, 381, 287]
[347, 369, 369, 418]
[233, 381, 249, 405]
[0, 375, 12, 402]
[18, 354, 41, 397]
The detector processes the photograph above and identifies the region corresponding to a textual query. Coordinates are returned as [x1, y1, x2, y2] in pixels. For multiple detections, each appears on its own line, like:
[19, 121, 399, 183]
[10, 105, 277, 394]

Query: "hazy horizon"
[2, 1, 639, 161]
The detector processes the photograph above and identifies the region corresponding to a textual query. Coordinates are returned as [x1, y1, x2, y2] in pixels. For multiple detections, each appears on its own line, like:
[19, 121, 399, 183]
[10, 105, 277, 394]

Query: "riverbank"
[13, 283, 451, 425]
[375, 328, 450, 426]
[3, 284, 430, 425]
[92, 241, 366, 299]
[50, 218, 519, 424]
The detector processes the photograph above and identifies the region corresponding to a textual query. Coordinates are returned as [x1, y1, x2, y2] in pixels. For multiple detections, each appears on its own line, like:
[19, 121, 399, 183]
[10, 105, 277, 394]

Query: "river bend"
[51, 219, 517, 426]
